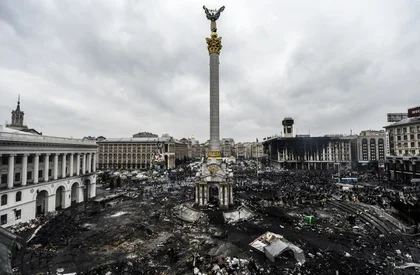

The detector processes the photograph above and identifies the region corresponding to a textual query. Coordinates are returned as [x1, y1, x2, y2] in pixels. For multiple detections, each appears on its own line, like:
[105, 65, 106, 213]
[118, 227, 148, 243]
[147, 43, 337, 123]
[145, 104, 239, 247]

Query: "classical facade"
[0, 126, 98, 228]
[97, 135, 188, 170]
[384, 106, 420, 182]
[357, 130, 386, 165]
[263, 135, 358, 170]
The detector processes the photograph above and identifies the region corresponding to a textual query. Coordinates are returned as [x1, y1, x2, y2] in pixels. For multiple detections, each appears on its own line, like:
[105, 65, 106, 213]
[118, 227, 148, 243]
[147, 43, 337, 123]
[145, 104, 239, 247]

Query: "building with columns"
[263, 135, 358, 170]
[0, 125, 98, 227]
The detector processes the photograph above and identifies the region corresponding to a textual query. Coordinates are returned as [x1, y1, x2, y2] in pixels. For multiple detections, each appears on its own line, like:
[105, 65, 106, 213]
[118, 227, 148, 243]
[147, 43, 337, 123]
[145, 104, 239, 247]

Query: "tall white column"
[82, 153, 86, 174]
[204, 185, 207, 205]
[69, 154, 74, 176]
[44, 154, 50, 182]
[230, 185, 233, 204]
[34, 154, 39, 184]
[195, 185, 199, 203]
[62, 154, 67, 178]
[92, 153, 96, 172]
[7, 154, 16, 189]
[76, 154, 80, 176]
[87, 153, 92, 173]
[53, 154, 59, 180]
[22, 154, 28, 186]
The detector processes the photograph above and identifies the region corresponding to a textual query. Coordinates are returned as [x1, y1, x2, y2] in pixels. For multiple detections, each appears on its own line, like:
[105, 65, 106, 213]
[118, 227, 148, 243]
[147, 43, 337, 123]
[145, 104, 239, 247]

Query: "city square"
[1, 1, 420, 275]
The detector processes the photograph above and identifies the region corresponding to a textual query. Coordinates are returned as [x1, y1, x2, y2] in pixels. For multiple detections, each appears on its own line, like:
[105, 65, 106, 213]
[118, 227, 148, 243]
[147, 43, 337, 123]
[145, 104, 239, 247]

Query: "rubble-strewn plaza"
[9, 163, 420, 274]
[2, 2, 420, 275]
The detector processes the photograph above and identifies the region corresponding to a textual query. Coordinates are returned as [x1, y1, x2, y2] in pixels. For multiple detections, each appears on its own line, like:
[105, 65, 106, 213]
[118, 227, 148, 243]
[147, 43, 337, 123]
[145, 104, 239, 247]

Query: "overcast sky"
[1, 0, 419, 142]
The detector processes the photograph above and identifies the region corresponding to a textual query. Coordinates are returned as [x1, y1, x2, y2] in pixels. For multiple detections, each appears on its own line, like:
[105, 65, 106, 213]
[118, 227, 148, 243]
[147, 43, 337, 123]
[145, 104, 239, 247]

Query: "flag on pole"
[256, 138, 258, 142]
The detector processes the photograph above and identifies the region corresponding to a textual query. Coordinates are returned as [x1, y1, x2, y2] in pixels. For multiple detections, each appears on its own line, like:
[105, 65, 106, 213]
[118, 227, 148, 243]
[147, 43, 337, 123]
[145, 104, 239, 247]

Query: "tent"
[249, 232, 305, 264]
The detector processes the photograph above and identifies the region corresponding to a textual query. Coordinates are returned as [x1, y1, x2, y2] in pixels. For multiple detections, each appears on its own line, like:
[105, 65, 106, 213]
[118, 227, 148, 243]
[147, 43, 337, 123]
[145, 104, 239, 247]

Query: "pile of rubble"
[9, 166, 420, 275]
[188, 254, 274, 275]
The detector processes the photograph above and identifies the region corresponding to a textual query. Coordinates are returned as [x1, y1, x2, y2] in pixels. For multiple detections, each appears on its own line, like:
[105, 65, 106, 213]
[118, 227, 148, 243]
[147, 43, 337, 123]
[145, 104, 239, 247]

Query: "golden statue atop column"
[203, 6, 224, 55]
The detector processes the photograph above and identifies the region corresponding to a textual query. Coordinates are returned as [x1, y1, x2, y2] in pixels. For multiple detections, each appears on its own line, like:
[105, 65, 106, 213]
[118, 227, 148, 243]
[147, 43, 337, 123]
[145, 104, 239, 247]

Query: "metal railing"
[0, 132, 97, 145]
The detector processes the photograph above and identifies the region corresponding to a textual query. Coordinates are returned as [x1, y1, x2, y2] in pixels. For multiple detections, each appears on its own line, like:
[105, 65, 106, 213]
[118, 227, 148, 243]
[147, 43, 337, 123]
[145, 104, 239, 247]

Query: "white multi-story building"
[96, 134, 190, 170]
[0, 126, 98, 227]
[384, 106, 420, 182]
[356, 130, 386, 165]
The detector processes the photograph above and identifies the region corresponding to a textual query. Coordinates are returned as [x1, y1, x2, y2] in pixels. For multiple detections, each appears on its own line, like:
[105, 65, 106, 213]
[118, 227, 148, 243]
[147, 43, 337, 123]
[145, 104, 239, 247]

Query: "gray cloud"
[1, 0, 420, 142]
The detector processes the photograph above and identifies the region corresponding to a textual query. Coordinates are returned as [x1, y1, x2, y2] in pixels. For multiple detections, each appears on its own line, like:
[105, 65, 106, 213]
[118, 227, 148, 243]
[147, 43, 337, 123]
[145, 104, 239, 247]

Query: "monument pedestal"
[195, 159, 233, 209]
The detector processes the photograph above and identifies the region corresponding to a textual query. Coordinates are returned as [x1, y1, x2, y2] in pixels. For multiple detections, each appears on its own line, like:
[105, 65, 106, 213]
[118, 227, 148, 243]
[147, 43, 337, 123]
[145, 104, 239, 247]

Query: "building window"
[1, 214, 7, 225]
[404, 135, 408, 140]
[1, 157, 7, 165]
[370, 139, 377, 161]
[1, 195, 7, 206]
[1, 174, 7, 184]
[411, 142, 415, 148]
[14, 172, 20, 182]
[378, 139, 384, 160]
[397, 136, 401, 141]
[28, 156, 33, 163]
[411, 134, 415, 140]
[362, 139, 368, 161]
[397, 128, 401, 134]
[15, 210, 21, 220]
[15, 156, 22, 164]
[16, 191, 22, 202]
[27, 171, 32, 180]
[48, 169, 52, 177]
[39, 170, 43, 178]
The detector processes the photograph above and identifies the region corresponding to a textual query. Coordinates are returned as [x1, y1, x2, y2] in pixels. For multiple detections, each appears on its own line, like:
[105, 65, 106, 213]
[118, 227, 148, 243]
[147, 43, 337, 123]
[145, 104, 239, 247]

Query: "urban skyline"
[1, 0, 420, 142]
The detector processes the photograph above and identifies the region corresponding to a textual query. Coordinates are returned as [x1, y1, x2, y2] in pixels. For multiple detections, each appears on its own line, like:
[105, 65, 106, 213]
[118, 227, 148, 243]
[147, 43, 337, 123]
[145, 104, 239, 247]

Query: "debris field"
[10, 167, 420, 275]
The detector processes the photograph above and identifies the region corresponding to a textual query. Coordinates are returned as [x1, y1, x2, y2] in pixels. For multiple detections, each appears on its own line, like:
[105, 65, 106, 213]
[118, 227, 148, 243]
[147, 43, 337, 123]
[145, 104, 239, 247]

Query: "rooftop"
[384, 116, 420, 128]
[98, 136, 175, 143]
[0, 125, 97, 146]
